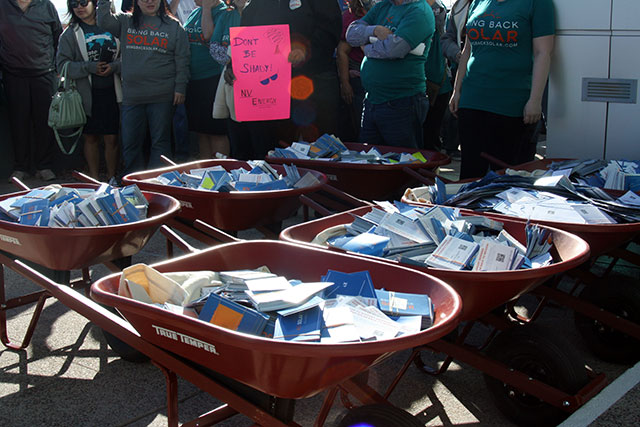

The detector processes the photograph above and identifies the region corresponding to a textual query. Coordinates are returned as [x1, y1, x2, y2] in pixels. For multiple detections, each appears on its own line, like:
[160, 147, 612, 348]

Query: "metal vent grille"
[582, 78, 637, 103]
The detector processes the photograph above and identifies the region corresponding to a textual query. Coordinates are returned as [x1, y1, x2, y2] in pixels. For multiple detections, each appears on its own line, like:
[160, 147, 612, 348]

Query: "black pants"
[227, 118, 280, 160]
[422, 91, 451, 150]
[3, 71, 56, 171]
[457, 108, 537, 179]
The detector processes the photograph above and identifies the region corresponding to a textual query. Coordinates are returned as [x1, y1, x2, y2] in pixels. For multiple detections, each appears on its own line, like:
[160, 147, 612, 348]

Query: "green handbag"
[48, 62, 86, 155]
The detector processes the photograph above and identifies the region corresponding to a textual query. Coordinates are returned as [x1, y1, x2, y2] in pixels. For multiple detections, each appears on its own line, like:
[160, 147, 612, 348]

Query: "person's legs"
[3, 72, 32, 173]
[458, 108, 490, 179]
[370, 94, 427, 148]
[350, 76, 365, 141]
[30, 71, 56, 172]
[423, 91, 451, 151]
[358, 98, 385, 146]
[120, 104, 147, 175]
[146, 101, 174, 169]
[485, 112, 529, 169]
[172, 103, 190, 162]
[227, 119, 252, 160]
[83, 134, 101, 178]
[103, 134, 119, 178]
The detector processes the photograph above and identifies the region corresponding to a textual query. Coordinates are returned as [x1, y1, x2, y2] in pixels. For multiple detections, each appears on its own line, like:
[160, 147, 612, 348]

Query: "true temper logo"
[152, 325, 220, 355]
[467, 10, 519, 46]
[0, 234, 20, 245]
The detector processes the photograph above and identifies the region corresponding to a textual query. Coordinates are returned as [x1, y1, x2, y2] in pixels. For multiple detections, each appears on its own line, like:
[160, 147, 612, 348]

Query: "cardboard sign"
[230, 25, 291, 121]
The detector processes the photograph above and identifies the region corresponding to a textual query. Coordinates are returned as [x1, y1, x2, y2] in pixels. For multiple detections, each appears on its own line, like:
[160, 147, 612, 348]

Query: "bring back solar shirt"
[459, 0, 554, 117]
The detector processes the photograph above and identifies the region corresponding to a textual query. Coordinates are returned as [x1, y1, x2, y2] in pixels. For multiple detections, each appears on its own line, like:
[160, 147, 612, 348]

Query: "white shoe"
[8, 170, 29, 183]
[36, 169, 56, 181]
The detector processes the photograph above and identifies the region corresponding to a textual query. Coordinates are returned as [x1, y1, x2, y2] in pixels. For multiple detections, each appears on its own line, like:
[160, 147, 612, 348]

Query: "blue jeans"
[121, 102, 173, 175]
[172, 103, 190, 162]
[359, 93, 429, 148]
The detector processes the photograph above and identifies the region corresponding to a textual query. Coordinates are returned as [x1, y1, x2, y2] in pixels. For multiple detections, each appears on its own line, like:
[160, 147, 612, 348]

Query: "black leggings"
[457, 108, 537, 179]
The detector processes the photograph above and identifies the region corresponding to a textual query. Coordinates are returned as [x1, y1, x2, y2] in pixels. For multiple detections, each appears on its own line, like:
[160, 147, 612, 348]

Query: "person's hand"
[173, 92, 185, 105]
[449, 91, 460, 118]
[523, 99, 542, 124]
[373, 25, 393, 41]
[288, 48, 305, 65]
[455, 51, 462, 63]
[96, 61, 112, 76]
[340, 81, 354, 104]
[233, 0, 247, 11]
[224, 66, 235, 86]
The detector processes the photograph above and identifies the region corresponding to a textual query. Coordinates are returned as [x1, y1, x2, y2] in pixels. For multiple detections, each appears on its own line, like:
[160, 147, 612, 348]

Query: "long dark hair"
[66, 0, 97, 25]
[132, 0, 175, 29]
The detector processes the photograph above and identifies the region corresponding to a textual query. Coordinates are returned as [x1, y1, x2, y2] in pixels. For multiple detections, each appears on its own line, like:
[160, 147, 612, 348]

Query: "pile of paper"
[322, 201, 554, 271]
[0, 183, 148, 227]
[146, 161, 319, 192]
[120, 264, 435, 342]
[505, 159, 640, 192]
[406, 173, 640, 224]
[270, 133, 429, 165]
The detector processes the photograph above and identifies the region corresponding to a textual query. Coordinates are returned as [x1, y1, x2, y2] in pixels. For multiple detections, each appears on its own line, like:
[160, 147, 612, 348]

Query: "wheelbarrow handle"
[159, 225, 198, 254]
[320, 183, 371, 208]
[11, 176, 30, 191]
[72, 170, 103, 185]
[277, 139, 290, 148]
[480, 152, 512, 169]
[193, 219, 240, 243]
[299, 194, 333, 218]
[160, 155, 178, 167]
[416, 168, 452, 184]
[402, 166, 435, 186]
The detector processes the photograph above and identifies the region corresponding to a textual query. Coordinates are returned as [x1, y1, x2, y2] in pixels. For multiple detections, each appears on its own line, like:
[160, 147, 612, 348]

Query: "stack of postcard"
[270, 133, 428, 165]
[145, 161, 319, 192]
[0, 184, 148, 227]
[323, 201, 554, 271]
[406, 173, 640, 224]
[504, 159, 640, 192]
[120, 264, 436, 342]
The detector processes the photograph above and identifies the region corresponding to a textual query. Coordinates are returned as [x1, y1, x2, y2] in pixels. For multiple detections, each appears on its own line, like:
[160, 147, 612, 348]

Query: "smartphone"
[99, 45, 114, 63]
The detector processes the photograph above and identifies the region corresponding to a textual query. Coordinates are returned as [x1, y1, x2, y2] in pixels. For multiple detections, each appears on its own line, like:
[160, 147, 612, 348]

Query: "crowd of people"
[0, 0, 554, 183]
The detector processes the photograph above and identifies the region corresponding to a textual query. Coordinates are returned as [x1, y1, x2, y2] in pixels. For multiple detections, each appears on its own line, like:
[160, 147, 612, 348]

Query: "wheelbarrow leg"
[0, 263, 51, 349]
[315, 387, 340, 427]
[154, 362, 180, 427]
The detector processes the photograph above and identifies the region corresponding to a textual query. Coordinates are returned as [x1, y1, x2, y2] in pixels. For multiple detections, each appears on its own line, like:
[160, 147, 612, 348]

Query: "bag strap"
[59, 62, 78, 91]
[53, 126, 83, 155]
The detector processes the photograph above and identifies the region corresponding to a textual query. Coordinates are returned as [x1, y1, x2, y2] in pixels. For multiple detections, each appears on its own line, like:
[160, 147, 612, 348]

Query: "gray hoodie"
[0, 0, 62, 75]
[57, 22, 123, 116]
[96, 0, 189, 105]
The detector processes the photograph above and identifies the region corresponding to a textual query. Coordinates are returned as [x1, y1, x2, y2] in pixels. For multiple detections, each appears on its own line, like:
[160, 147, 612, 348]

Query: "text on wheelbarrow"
[152, 325, 219, 355]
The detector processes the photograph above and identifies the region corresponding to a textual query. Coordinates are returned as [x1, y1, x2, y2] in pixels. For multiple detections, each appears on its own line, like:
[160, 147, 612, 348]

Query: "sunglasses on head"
[70, 0, 89, 8]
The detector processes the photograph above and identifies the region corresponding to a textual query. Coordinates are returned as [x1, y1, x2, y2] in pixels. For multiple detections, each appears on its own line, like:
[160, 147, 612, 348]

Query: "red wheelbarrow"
[279, 206, 609, 426]
[0, 180, 181, 350]
[402, 175, 640, 363]
[0, 238, 463, 426]
[118, 158, 328, 239]
[266, 142, 450, 200]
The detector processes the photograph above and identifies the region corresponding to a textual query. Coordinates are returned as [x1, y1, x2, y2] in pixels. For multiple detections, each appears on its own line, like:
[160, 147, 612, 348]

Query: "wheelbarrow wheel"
[483, 324, 588, 427]
[336, 404, 423, 427]
[100, 306, 149, 363]
[574, 277, 640, 363]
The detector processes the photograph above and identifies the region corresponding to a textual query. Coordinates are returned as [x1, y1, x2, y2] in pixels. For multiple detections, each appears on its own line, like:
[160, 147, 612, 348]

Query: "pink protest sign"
[230, 25, 291, 122]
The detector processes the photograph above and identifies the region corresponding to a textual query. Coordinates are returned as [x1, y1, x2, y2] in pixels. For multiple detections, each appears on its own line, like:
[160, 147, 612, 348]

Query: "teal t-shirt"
[425, 30, 453, 95]
[184, 4, 226, 80]
[459, 0, 555, 117]
[360, 0, 435, 104]
[211, 8, 241, 48]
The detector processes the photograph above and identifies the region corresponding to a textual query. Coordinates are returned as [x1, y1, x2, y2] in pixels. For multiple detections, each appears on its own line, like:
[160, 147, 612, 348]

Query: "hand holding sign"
[230, 25, 291, 122]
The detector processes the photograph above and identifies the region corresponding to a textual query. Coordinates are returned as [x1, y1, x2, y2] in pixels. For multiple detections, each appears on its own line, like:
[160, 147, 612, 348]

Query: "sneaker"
[108, 176, 119, 187]
[8, 170, 29, 183]
[35, 169, 56, 181]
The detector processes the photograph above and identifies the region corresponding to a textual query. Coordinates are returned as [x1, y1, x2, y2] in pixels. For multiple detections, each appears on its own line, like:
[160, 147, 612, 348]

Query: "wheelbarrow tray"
[0, 184, 180, 271]
[266, 142, 450, 200]
[279, 206, 590, 321]
[122, 159, 327, 231]
[91, 240, 462, 399]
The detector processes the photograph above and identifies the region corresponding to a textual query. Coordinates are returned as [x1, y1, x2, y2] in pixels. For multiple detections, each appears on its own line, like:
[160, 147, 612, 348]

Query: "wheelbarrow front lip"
[0, 183, 181, 233]
[121, 158, 329, 199]
[91, 239, 463, 358]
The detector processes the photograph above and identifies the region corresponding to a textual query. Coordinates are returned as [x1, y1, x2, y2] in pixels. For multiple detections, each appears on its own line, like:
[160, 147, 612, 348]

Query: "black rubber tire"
[100, 305, 148, 363]
[483, 324, 589, 427]
[337, 404, 423, 427]
[574, 277, 640, 363]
